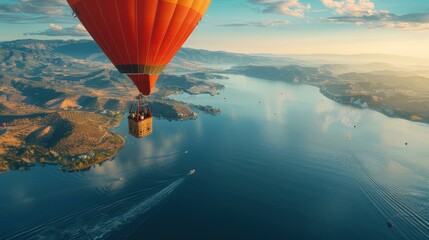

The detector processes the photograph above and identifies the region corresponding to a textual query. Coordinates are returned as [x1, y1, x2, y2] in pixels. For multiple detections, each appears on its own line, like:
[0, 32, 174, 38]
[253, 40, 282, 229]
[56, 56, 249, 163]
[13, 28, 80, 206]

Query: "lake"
[1, 74, 429, 240]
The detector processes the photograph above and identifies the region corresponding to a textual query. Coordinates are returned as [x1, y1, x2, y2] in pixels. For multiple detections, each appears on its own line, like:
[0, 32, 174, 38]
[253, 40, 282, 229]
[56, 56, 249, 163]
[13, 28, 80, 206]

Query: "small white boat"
[188, 169, 196, 175]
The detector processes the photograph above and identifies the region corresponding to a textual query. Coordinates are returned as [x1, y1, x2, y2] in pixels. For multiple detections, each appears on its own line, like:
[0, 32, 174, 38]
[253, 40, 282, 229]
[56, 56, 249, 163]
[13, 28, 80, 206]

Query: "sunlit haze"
[0, 0, 428, 57]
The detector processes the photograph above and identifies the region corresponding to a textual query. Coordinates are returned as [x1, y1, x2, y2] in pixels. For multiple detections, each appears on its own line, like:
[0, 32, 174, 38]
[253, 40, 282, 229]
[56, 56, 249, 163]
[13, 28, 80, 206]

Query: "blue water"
[1, 74, 429, 239]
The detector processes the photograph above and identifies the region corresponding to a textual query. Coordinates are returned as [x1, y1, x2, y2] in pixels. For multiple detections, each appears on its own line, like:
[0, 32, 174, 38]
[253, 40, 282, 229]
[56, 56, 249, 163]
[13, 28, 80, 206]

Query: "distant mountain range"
[0, 39, 289, 68]
[1, 39, 428, 124]
[0, 39, 227, 118]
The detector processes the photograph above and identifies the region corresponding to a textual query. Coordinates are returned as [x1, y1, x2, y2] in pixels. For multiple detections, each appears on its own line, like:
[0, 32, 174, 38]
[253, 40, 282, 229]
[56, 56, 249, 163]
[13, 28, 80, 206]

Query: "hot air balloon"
[67, 0, 211, 138]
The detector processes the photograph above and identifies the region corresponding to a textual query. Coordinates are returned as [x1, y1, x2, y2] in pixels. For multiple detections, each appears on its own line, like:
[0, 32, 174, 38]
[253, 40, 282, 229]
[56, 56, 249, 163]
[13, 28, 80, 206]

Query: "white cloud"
[26, 23, 88, 37]
[0, 0, 71, 23]
[322, 0, 429, 31]
[221, 19, 291, 27]
[75, 24, 86, 31]
[0, 0, 67, 15]
[250, 0, 311, 17]
[49, 23, 63, 31]
[370, 21, 429, 31]
[321, 0, 375, 17]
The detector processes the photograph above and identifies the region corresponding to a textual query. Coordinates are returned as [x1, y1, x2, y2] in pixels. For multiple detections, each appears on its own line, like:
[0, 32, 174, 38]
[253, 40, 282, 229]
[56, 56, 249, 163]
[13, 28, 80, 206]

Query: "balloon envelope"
[67, 0, 211, 95]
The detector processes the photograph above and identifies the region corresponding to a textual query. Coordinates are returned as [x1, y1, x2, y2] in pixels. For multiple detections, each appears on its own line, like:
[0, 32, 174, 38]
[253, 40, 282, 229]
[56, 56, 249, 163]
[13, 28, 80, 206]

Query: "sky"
[0, 0, 428, 57]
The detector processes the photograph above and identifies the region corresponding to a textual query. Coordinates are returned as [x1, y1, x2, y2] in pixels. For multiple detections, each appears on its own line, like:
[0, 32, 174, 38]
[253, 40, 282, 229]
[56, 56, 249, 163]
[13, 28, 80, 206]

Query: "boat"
[188, 169, 196, 175]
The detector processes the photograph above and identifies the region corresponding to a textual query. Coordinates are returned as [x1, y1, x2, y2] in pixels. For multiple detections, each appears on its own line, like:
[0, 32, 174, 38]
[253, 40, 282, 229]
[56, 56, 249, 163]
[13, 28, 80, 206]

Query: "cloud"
[326, 11, 429, 31]
[321, 0, 375, 17]
[221, 19, 291, 27]
[49, 23, 63, 31]
[249, 0, 311, 17]
[0, 0, 67, 15]
[0, 0, 70, 23]
[321, 0, 429, 31]
[26, 23, 88, 37]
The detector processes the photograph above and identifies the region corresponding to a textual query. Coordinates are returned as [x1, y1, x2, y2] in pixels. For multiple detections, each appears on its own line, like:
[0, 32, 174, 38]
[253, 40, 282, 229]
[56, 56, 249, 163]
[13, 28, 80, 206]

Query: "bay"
[1, 74, 428, 240]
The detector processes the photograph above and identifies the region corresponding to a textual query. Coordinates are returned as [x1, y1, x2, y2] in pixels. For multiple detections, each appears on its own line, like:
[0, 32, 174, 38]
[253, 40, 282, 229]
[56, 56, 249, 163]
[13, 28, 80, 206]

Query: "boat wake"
[5, 174, 190, 240]
[82, 177, 185, 239]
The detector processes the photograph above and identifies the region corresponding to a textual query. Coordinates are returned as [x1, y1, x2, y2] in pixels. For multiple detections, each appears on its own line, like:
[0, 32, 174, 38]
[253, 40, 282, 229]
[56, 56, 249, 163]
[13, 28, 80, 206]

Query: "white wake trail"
[19, 177, 187, 240]
[87, 177, 185, 239]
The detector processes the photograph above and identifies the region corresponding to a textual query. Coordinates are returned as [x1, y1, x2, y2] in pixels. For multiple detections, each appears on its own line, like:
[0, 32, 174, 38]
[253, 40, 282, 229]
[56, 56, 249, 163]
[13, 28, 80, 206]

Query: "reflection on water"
[1, 74, 429, 240]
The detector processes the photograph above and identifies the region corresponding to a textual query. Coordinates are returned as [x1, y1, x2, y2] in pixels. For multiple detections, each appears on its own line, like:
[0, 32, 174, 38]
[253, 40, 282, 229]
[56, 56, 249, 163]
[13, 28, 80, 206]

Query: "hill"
[1, 111, 123, 172]
[2, 39, 286, 68]
[0, 39, 224, 117]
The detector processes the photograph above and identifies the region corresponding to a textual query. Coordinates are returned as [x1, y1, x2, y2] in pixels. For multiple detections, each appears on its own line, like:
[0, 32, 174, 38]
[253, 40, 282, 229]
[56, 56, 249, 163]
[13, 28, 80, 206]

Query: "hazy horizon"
[0, 0, 428, 57]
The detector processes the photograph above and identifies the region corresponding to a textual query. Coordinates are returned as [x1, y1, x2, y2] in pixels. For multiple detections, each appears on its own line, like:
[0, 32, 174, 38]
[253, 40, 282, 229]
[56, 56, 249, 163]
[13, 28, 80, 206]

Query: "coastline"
[0, 111, 126, 173]
[223, 69, 429, 126]
[0, 99, 219, 173]
[59, 142, 123, 172]
[318, 87, 429, 125]
[58, 114, 125, 172]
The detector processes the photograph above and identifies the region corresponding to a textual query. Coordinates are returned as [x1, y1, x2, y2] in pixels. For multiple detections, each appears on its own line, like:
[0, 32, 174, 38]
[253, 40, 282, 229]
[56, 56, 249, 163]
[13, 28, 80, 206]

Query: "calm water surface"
[1, 74, 429, 240]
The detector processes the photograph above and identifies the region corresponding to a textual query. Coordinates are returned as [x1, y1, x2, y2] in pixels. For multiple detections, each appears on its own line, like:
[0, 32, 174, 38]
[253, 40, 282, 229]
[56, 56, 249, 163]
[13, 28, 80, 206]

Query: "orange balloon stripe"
[145, 1, 177, 70]
[136, 0, 158, 74]
[154, 2, 193, 67]
[113, 0, 136, 64]
[94, 0, 127, 65]
[159, 6, 200, 65]
[162, 0, 208, 65]
[165, 0, 205, 63]
[161, 3, 205, 65]
[77, 0, 132, 65]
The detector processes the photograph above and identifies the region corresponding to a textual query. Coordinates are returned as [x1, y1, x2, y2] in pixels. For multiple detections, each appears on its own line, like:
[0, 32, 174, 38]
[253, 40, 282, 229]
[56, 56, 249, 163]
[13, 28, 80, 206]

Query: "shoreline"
[0, 111, 126, 173]
[318, 87, 429, 126]
[58, 149, 121, 172]
[223, 72, 429, 126]
[58, 114, 126, 172]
